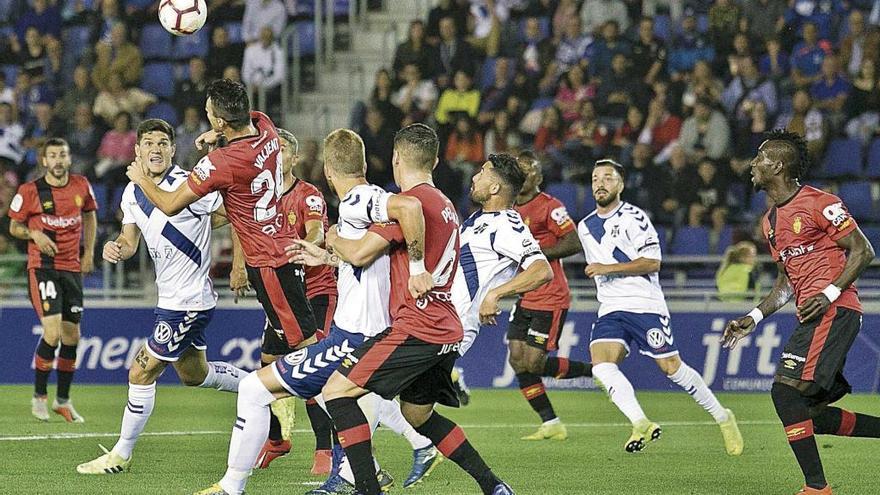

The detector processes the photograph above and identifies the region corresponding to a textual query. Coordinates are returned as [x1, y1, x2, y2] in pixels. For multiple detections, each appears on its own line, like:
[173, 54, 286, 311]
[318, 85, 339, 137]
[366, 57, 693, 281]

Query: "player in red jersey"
[8, 138, 97, 423]
[126, 80, 318, 352]
[505, 150, 591, 440]
[322, 124, 513, 495]
[723, 131, 880, 495]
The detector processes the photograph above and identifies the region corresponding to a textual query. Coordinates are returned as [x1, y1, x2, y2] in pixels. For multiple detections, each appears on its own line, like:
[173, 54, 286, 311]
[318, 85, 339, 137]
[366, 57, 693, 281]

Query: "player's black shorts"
[262, 293, 336, 355]
[28, 268, 83, 323]
[337, 327, 461, 408]
[247, 263, 317, 348]
[776, 306, 861, 402]
[507, 301, 568, 351]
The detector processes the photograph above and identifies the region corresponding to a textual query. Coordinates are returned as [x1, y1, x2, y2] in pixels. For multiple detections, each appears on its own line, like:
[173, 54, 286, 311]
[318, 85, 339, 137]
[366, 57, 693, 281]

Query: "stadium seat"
[109, 185, 126, 214]
[145, 101, 180, 127]
[125, 0, 153, 11]
[653, 14, 672, 41]
[716, 226, 734, 254]
[141, 62, 176, 98]
[865, 138, 880, 178]
[655, 225, 668, 253]
[224, 21, 243, 44]
[671, 226, 710, 255]
[820, 138, 863, 178]
[332, 0, 350, 17]
[838, 181, 874, 221]
[91, 183, 109, 221]
[140, 23, 174, 61]
[293, 21, 316, 56]
[61, 25, 92, 61]
[173, 27, 210, 60]
[545, 182, 580, 218]
[1, 64, 17, 85]
[749, 191, 768, 215]
[862, 226, 880, 249]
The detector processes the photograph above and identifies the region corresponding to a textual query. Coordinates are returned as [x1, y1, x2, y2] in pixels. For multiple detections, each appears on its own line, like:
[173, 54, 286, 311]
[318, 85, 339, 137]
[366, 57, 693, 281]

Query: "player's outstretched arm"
[543, 230, 581, 260]
[103, 224, 141, 264]
[479, 260, 554, 325]
[722, 262, 792, 349]
[585, 257, 660, 278]
[126, 161, 200, 217]
[327, 229, 390, 267]
[286, 239, 340, 267]
[797, 227, 875, 323]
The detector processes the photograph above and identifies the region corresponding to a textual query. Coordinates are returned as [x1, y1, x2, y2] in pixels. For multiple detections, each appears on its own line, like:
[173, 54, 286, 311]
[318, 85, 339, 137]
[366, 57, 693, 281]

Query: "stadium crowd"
[2, 0, 880, 273]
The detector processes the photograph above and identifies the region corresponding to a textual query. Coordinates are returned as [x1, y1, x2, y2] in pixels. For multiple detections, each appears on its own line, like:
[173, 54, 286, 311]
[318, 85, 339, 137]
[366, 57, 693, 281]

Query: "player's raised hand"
[287, 239, 332, 266]
[229, 265, 251, 303]
[479, 291, 502, 326]
[721, 315, 756, 350]
[31, 230, 57, 257]
[195, 129, 222, 151]
[797, 294, 830, 323]
[126, 159, 146, 184]
[102, 240, 122, 264]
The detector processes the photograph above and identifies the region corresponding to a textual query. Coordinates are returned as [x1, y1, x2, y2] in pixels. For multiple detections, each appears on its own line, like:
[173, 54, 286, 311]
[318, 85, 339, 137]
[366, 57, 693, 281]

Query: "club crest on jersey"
[74, 195, 83, 207]
[287, 211, 297, 226]
[792, 217, 802, 234]
[153, 321, 173, 344]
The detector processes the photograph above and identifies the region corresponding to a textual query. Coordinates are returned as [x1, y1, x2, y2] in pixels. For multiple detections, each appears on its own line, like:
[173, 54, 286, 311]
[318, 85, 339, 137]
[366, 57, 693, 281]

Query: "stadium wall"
[3, 304, 880, 393]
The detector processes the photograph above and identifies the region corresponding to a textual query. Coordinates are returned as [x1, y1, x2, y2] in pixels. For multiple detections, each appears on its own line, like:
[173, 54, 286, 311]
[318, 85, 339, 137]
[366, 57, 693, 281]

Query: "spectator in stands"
[845, 58, 880, 144]
[533, 106, 565, 153]
[361, 106, 395, 187]
[732, 100, 770, 158]
[95, 0, 126, 43]
[775, 88, 827, 161]
[516, 16, 555, 80]
[623, 143, 669, 218]
[596, 53, 643, 120]
[742, 0, 785, 43]
[759, 37, 790, 80]
[0, 0, 25, 29]
[682, 60, 723, 113]
[657, 145, 690, 226]
[445, 113, 484, 169]
[95, 111, 136, 188]
[638, 94, 682, 158]
[13, 27, 51, 85]
[551, 100, 609, 180]
[15, 0, 61, 43]
[174, 58, 208, 118]
[242, 0, 286, 45]
[554, 64, 594, 123]
[426, 0, 468, 46]
[477, 57, 512, 126]
[435, 69, 480, 126]
[21, 101, 64, 178]
[580, 0, 629, 36]
[175, 106, 209, 170]
[783, 0, 842, 42]
[54, 66, 96, 122]
[92, 73, 156, 127]
[222, 65, 242, 82]
[13, 72, 55, 124]
[631, 16, 667, 85]
[484, 110, 521, 155]
[0, 72, 13, 109]
[433, 16, 477, 89]
[241, 26, 285, 111]
[716, 240, 758, 301]
[840, 10, 880, 78]
[642, 0, 683, 23]
[722, 56, 778, 125]
[591, 20, 631, 77]
[0, 102, 25, 173]
[724, 32, 755, 78]
[612, 105, 645, 160]
[393, 20, 436, 83]
[392, 63, 437, 125]
[554, 16, 592, 76]
[362, 68, 403, 129]
[209, 0, 246, 22]
[679, 97, 731, 163]
[66, 103, 102, 177]
[207, 26, 245, 80]
[465, 0, 502, 58]
[668, 14, 715, 77]
[91, 26, 143, 91]
[686, 158, 728, 232]
[790, 21, 826, 89]
[811, 54, 851, 132]
[708, 0, 740, 58]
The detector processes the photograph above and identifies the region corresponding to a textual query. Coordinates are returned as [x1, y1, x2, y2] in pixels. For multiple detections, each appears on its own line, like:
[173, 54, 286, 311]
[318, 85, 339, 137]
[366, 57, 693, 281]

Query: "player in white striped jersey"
[76, 119, 247, 476]
[578, 159, 742, 456]
[453, 154, 553, 357]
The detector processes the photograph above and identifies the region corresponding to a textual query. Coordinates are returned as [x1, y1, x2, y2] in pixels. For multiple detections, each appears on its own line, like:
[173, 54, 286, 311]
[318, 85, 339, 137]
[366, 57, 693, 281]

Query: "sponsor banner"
[3, 307, 880, 392]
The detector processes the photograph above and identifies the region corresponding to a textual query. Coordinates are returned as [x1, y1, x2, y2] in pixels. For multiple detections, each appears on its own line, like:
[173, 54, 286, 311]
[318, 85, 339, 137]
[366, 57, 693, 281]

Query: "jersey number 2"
[251, 158, 284, 222]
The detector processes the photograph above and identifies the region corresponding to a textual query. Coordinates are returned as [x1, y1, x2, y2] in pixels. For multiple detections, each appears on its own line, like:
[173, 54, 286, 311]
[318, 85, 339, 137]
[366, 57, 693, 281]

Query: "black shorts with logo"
[337, 327, 461, 408]
[776, 306, 861, 403]
[507, 301, 568, 351]
[262, 293, 332, 356]
[28, 268, 83, 323]
[247, 263, 317, 349]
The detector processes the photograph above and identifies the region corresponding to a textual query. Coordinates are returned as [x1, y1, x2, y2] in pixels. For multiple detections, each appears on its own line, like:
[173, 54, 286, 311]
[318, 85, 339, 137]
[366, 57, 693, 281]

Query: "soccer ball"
[158, 0, 207, 36]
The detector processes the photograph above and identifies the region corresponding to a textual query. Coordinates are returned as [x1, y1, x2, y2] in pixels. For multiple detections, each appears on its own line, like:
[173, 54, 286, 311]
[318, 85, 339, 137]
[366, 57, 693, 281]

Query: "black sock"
[34, 339, 56, 397]
[262, 360, 284, 441]
[415, 412, 500, 495]
[542, 357, 592, 379]
[516, 372, 557, 422]
[56, 343, 78, 400]
[812, 406, 880, 438]
[306, 398, 333, 450]
[325, 397, 380, 495]
[772, 382, 827, 489]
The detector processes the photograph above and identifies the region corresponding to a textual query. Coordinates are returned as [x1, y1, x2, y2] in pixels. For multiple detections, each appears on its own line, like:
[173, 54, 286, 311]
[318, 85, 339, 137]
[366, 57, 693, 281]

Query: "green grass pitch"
[1, 385, 878, 494]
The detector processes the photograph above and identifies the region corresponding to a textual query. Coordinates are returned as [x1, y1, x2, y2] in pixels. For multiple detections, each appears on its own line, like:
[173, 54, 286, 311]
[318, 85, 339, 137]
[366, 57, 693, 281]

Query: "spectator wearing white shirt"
[242, 0, 287, 45]
[0, 102, 25, 169]
[392, 63, 438, 124]
[242, 26, 286, 113]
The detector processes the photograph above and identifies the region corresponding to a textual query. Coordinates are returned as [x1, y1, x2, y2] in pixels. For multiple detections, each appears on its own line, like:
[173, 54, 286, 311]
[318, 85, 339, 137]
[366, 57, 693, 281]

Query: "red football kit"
[280, 179, 337, 298]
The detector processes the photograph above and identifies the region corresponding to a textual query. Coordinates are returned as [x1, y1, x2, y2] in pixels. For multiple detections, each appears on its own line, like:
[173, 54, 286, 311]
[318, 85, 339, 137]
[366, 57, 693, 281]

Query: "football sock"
[415, 412, 500, 495]
[667, 362, 728, 423]
[772, 382, 827, 489]
[542, 357, 592, 379]
[326, 396, 381, 495]
[56, 343, 77, 401]
[812, 406, 880, 438]
[592, 363, 648, 425]
[306, 398, 333, 451]
[219, 373, 274, 495]
[199, 361, 246, 393]
[34, 338, 56, 397]
[262, 360, 284, 441]
[377, 398, 432, 450]
[516, 372, 557, 422]
[111, 382, 156, 460]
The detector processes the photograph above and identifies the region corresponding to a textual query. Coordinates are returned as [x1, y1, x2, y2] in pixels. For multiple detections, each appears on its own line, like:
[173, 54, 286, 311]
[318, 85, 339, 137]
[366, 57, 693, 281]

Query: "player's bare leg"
[256, 352, 295, 468]
[656, 354, 742, 455]
[590, 341, 660, 452]
[52, 320, 83, 423]
[32, 313, 62, 421]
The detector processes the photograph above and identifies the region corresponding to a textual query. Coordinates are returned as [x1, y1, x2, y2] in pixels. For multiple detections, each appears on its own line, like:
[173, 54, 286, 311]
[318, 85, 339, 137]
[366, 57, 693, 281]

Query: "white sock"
[338, 393, 382, 485]
[218, 373, 275, 495]
[377, 398, 432, 450]
[592, 363, 647, 425]
[200, 361, 247, 393]
[668, 362, 728, 423]
[111, 382, 156, 460]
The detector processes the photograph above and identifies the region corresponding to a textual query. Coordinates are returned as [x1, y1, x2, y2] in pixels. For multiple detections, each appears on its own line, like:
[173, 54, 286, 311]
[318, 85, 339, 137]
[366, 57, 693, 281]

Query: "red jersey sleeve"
[298, 185, 326, 222]
[8, 183, 36, 223]
[80, 177, 98, 212]
[544, 198, 576, 239]
[368, 222, 404, 244]
[811, 192, 858, 242]
[187, 153, 233, 197]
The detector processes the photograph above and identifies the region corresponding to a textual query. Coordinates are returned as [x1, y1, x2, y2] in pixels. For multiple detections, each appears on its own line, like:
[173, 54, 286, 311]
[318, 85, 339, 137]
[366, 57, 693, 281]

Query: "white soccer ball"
[158, 0, 208, 36]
